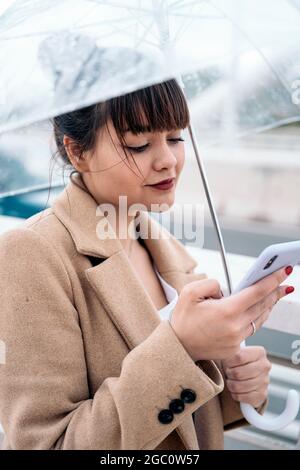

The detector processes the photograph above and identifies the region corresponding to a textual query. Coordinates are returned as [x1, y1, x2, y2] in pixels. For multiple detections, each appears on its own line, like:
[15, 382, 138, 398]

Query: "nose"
[153, 141, 178, 171]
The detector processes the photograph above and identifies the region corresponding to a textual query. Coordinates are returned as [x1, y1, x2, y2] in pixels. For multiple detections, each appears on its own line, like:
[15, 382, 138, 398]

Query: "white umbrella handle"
[239, 340, 300, 431]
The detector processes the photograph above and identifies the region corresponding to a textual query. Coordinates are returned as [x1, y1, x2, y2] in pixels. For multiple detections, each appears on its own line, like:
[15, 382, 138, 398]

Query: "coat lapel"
[52, 173, 207, 450]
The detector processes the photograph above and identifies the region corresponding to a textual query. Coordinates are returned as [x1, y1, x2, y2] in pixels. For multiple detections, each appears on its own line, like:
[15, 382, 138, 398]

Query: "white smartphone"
[232, 240, 300, 294]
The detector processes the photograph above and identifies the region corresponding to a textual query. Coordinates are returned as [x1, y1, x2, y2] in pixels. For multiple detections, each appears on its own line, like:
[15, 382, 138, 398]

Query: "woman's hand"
[170, 265, 294, 361]
[221, 346, 271, 408]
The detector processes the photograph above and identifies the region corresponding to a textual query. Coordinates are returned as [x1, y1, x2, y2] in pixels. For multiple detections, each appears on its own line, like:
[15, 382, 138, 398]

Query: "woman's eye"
[169, 137, 185, 144]
[126, 138, 185, 154]
[126, 144, 149, 153]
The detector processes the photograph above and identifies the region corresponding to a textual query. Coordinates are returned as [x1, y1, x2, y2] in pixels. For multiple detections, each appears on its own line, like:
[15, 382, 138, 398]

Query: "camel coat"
[0, 173, 267, 450]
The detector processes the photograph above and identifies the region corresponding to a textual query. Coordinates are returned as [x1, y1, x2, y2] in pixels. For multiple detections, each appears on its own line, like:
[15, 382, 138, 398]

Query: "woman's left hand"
[221, 346, 271, 408]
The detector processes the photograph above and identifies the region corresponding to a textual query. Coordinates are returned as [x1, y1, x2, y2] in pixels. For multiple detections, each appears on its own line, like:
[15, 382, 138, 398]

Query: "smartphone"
[232, 240, 300, 294]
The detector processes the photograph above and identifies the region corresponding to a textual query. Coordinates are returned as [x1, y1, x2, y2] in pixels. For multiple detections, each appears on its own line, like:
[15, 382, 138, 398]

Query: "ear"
[63, 135, 89, 172]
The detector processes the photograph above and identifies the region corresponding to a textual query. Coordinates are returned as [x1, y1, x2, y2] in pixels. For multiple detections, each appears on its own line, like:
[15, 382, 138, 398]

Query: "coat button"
[169, 398, 185, 414]
[158, 409, 174, 424]
[181, 388, 197, 404]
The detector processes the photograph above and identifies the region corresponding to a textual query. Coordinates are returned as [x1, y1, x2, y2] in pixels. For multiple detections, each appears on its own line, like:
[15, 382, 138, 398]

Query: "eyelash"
[125, 137, 185, 153]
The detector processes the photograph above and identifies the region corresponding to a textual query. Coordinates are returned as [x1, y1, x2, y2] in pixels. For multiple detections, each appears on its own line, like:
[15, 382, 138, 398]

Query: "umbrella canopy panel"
[0, 0, 299, 135]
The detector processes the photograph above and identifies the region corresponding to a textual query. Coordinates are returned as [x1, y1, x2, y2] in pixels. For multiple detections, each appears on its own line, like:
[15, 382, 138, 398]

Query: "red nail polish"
[285, 286, 294, 295]
[285, 266, 293, 275]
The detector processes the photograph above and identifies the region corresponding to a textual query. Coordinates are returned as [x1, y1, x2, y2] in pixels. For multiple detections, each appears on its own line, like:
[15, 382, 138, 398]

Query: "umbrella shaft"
[187, 122, 233, 295]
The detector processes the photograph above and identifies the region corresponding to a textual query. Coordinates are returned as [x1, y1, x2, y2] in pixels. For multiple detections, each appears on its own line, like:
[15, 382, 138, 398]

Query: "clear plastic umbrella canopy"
[0, 0, 299, 138]
[1, 0, 300, 433]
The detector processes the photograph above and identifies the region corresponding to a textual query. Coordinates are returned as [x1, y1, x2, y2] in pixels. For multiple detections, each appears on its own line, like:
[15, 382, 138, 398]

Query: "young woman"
[0, 79, 294, 450]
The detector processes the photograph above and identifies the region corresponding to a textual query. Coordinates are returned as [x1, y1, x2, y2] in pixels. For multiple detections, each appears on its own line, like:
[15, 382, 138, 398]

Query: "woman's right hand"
[169, 266, 294, 361]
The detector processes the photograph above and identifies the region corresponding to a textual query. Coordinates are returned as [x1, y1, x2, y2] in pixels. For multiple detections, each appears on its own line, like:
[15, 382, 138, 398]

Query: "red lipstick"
[147, 178, 175, 190]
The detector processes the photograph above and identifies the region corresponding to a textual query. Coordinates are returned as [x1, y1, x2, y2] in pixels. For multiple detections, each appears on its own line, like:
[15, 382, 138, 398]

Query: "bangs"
[106, 79, 190, 135]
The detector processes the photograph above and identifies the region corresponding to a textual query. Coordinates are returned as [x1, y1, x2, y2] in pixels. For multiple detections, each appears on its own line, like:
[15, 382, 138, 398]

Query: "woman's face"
[77, 118, 186, 213]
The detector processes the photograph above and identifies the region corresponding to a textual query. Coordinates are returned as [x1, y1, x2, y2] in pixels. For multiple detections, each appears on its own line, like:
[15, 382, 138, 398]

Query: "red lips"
[147, 178, 175, 190]
[148, 178, 174, 186]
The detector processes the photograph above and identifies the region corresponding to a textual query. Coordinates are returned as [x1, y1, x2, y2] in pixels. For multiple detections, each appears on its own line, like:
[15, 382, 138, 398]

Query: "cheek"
[125, 154, 150, 183]
[112, 157, 147, 195]
[91, 147, 137, 183]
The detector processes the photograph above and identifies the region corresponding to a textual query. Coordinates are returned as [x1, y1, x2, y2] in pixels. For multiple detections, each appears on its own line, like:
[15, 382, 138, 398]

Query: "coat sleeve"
[0, 228, 225, 450]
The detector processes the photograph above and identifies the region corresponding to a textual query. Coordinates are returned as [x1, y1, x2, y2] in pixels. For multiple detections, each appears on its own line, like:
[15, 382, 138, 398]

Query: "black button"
[158, 409, 174, 424]
[181, 388, 197, 404]
[169, 398, 185, 414]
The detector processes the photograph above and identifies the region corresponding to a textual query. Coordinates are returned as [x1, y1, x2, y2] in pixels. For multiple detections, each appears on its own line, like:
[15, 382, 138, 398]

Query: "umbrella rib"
[89, 4, 159, 47]
[74, 13, 149, 30]
[0, 15, 143, 41]
[134, 18, 155, 48]
[169, 12, 224, 18]
[0, 181, 64, 200]
[172, 1, 200, 43]
[209, 0, 295, 96]
[93, 19, 157, 48]
[88, 1, 154, 15]
[0, 0, 69, 38]
[71, 1, 103, 28]
[200, 115, 300, 150]
[126, 7, 158, 47]
[169, 0, 207, 10]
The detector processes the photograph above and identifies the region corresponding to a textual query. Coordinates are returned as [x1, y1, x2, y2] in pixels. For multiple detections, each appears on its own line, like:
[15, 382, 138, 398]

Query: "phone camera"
[263, 255, 278, 270]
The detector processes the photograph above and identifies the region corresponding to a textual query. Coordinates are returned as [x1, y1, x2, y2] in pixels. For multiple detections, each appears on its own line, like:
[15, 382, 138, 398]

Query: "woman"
[0, 79, 294, 450]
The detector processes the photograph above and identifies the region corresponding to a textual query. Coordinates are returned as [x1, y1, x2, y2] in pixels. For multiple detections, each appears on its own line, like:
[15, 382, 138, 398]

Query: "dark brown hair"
[47, 78, 190, 206]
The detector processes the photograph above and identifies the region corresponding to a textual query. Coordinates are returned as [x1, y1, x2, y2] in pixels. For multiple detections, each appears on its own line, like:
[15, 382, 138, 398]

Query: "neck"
[79, 172, 141, 253]
[114, 209, 140, 253]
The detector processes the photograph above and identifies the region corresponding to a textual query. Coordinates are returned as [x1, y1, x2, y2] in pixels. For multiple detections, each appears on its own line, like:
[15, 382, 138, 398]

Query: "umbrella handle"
[239, 340, 300, 431]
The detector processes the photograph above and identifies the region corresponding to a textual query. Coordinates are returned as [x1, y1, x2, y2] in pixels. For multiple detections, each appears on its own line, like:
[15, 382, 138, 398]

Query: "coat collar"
[52, 172, 198, 275]
[52, 172, 206, 450]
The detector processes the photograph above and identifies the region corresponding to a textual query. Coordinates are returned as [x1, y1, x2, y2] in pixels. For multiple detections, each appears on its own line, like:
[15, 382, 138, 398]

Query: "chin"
[149, 200, 175, 213]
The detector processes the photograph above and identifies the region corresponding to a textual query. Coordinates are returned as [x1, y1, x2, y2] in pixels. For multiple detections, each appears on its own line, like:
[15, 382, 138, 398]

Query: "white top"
[153, 262, 179, 321]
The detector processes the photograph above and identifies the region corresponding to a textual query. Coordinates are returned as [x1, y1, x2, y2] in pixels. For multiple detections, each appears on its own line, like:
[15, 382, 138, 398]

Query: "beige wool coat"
[0, 173, 267, 450]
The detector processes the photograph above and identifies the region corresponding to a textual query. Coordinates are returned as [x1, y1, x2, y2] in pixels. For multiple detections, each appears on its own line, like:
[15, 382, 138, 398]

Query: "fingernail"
[285, 286, 295, 295]
[285, 266, 293, 275]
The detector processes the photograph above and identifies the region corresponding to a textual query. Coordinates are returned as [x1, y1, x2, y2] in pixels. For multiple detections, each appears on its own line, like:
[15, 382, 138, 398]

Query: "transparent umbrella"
[0, 0, 300, 432]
